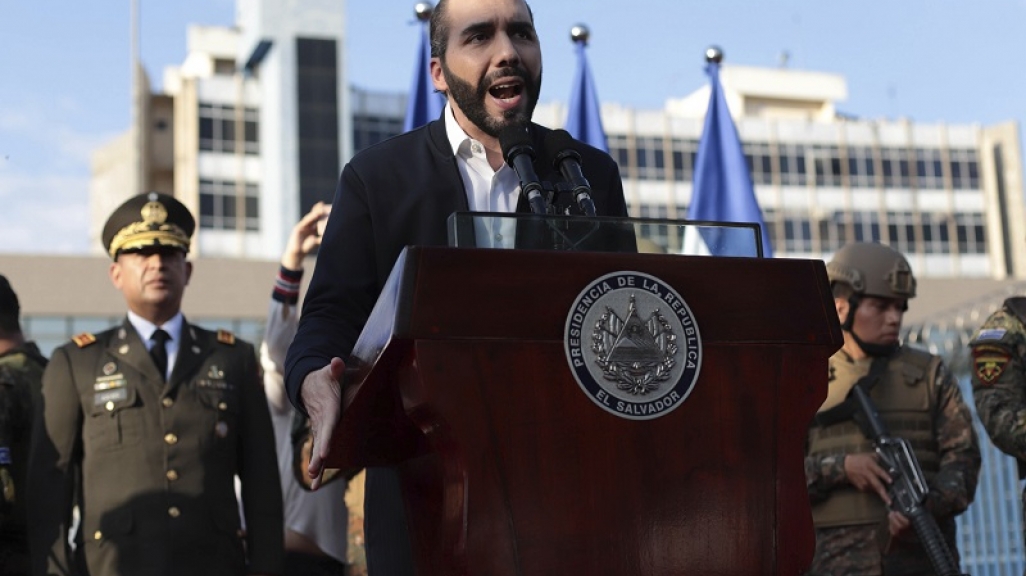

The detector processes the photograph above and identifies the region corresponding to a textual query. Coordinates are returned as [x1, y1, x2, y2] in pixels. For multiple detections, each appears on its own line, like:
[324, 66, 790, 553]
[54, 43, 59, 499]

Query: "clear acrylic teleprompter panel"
[447, 212, 764, 257]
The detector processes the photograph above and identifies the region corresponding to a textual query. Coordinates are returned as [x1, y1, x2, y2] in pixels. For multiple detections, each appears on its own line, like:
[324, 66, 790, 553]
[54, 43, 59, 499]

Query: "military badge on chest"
[94, 365, 129, 411]
[197, 364, 233, 438]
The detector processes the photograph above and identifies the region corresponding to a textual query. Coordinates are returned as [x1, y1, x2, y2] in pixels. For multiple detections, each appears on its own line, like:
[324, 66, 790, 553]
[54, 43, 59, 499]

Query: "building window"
[955, 213, 986, 254]
[352, 114, 403, 152]
[847, 147, 876, 188]
[816, 212, 849, 253]
[213, 58, 236, 76]
[783, 215, 813, 252]
[886, 212, 918, 253]
[671, 138, 699, 183]
[199, 104, 259, 154]
[743, 142, 773, 186]
[199, 178, 260, 231]
[950, 149, 980, 190]
[915, 148, 944, 190]
[851, 211, 881, 243]
[608, 134, 630, 173]
[778, 144, 807, 186]
[921, 213, 950, 254]
[813, 145, 842, 188]
[635, 136, 665, 180]
[880, 148, 910, 188]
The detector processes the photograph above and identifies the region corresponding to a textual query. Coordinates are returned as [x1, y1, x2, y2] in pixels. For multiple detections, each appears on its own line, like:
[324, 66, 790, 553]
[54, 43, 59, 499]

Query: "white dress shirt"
[127, 310, 183, 381]
[443, 103, 520, 248]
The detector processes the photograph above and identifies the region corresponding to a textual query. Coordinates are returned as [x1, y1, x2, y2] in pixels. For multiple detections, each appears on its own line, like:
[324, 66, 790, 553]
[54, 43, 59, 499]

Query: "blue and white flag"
[565, 41, 607, 152]
[685, 61, 773, 257]
[403, 24, 444, 132]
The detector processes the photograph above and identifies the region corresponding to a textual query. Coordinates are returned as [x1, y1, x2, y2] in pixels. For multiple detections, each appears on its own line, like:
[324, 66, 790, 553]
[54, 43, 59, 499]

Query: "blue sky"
[2, 0, 1025, 254]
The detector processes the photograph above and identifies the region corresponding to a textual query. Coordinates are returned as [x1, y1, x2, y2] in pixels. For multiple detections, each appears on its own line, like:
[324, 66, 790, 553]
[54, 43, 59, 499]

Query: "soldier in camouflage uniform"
[0, 274, 47, 576]
[969, 296, 1026, 559]
[805, 242, 980, 575]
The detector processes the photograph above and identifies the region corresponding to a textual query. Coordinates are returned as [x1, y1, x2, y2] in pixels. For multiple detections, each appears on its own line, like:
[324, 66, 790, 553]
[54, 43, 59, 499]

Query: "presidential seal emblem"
[565, 271, 701, 420]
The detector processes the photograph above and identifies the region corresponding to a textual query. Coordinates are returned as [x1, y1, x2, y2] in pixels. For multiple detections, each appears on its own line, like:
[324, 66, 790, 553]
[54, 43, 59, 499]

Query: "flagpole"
[685, 45, 774, 258]
[565, 24, 608, 153]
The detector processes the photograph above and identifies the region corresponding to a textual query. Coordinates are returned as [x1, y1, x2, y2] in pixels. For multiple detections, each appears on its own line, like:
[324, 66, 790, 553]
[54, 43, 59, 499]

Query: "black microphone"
[499, 124, 548, 215]
[545, 129, 597, 217]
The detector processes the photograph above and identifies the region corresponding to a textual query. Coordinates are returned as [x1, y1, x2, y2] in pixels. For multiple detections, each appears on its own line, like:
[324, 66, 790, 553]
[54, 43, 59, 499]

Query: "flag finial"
[570, 24, 590, 46]
[413, 2, 433, 22]
[705, 45, 724, 64]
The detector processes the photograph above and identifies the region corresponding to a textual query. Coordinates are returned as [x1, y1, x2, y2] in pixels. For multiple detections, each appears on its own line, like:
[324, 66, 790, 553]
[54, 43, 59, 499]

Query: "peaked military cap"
[102, 192, 195, 260]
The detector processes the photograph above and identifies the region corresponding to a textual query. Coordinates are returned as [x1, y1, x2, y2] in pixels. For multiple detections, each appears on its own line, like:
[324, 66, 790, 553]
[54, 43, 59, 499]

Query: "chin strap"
[841, 294, 901, 357]
[850, 330, 900, 358]
[840, 295, 859, 331]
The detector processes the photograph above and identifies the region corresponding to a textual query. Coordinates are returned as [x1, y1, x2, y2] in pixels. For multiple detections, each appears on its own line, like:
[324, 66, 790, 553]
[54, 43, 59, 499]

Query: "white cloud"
[0, 170, 93, 255]
[0, 105, 119, 174]
[0, 100, 121, 255]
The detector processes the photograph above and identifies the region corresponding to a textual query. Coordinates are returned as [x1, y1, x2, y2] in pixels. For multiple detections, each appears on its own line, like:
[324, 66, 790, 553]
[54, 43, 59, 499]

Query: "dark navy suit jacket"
[284, 116, 628, 575]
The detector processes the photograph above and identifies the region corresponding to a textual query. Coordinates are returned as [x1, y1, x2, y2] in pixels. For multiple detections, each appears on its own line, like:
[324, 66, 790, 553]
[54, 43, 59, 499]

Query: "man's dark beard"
[442, 62, 542, 137]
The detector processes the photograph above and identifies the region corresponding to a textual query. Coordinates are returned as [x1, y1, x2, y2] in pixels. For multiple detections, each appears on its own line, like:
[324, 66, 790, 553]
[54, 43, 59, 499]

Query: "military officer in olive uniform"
[28, 192, 284, 576]
[805, 242, 980, 575]
[969, 295, 1026, 558]
[0, 274, 48, 575]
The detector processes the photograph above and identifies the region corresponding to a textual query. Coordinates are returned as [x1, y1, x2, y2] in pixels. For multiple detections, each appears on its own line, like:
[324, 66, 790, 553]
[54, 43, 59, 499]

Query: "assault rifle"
[849, 383, 968, 576]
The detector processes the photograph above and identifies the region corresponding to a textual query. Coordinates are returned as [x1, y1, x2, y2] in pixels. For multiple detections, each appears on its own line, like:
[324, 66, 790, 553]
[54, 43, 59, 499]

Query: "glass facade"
[296, 37, 341, 216]
[352, 113, 403, 153]
[607, 135, 987, 262]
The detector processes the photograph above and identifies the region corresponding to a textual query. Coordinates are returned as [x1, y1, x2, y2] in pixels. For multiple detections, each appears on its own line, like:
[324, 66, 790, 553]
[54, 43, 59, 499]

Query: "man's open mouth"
[489, 83, 523, 101]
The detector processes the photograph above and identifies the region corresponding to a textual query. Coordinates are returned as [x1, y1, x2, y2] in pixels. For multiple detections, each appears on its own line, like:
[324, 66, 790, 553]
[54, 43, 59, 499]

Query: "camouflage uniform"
[0, 342, 47, 576]
[805, 348, 980, 575]
[969, 297, 1026, 554]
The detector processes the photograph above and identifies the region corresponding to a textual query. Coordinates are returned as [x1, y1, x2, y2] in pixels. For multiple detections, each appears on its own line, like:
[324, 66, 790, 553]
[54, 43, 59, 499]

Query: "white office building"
[90, 0, 348, 260]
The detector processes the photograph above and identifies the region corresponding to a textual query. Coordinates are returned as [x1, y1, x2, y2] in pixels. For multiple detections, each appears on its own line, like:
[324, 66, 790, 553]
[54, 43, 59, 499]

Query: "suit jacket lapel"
[170, 320, 211, 390]
[109, 319, 164, 386]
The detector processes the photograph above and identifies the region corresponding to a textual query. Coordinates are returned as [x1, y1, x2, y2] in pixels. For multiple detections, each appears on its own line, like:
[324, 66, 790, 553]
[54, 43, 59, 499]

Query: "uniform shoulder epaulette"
[217, 329, 236, 346]
[72, 332, 97, 348]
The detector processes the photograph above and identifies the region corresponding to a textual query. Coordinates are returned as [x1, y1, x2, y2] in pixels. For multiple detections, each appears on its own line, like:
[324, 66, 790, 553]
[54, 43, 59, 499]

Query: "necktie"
[150, 329, 171, 382]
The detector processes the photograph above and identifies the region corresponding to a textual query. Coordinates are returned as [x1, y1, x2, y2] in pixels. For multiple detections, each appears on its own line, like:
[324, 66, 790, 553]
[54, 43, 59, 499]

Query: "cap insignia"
[141, 201, 168, 226]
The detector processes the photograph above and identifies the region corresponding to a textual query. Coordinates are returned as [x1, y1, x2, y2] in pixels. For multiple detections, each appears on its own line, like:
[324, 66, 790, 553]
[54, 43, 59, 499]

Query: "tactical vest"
[808, 347, 941, 528]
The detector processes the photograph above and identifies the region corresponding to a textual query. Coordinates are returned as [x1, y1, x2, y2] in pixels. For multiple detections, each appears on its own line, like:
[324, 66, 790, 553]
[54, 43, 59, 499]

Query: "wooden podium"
[328, 246, 841, 575]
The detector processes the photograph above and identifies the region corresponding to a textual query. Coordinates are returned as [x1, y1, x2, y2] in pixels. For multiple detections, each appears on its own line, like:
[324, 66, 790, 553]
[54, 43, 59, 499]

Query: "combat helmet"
[827, 242, 916, 301]
[826, 242, 915, 355]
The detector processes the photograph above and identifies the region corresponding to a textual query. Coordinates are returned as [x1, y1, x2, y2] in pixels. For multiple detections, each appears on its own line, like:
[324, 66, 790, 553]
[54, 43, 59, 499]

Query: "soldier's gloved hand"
[844, 452, 893, 504]
[300, 357, 346, 490]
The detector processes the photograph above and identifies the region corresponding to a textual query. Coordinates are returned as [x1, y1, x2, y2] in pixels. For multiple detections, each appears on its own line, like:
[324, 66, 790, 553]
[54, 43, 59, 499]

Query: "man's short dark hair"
[429, 0, 534, 60]
[831, 281, 855, 301]
[0, 274, 21, 334]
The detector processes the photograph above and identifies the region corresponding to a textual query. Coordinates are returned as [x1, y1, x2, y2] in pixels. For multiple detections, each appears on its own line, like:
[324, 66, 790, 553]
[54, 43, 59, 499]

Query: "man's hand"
[281, 201, 331, 271]
[844, 452, 892, 504]
[300, 357, 345, 490]
[887, 510, 911, 538]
